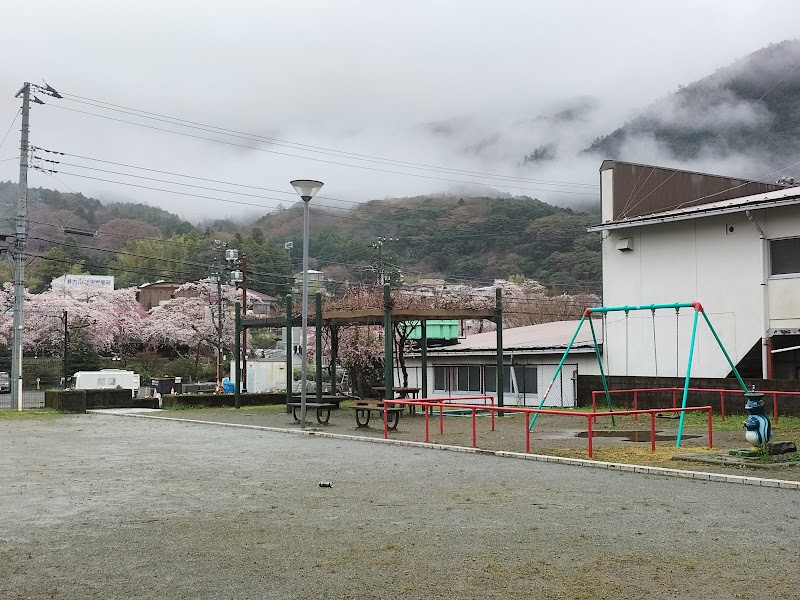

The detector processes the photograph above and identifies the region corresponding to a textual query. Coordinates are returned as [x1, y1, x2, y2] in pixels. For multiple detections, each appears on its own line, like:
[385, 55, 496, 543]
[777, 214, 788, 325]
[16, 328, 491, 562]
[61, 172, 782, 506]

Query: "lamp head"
[290, 179, 324, 201]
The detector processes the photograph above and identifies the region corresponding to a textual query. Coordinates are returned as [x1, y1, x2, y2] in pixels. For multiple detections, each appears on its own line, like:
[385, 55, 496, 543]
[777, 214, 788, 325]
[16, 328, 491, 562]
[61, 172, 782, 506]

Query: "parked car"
[0, 372, 10, 393]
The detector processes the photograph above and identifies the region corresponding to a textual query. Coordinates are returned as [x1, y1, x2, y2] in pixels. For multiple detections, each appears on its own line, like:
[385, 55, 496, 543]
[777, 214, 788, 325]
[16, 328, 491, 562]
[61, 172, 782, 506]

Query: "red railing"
[591, 387, 800, 424]
[380, 399, 712, 459]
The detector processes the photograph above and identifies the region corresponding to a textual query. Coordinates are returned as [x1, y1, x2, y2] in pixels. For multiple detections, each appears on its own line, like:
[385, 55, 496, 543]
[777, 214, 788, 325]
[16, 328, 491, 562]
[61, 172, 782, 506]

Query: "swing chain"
[624, 310, 630, 377]
[652, 309, 658, 378]
[675, 308, 680, 377]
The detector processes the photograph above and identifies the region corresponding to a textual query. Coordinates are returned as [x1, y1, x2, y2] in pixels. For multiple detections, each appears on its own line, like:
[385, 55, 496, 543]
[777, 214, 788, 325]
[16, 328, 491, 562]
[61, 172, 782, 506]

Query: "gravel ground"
[164, 404, 800, 479]
[1, 414, 799, 599]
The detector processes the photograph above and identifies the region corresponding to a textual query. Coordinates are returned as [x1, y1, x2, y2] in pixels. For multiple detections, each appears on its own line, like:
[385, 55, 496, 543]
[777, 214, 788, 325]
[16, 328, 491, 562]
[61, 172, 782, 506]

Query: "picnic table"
[350, 399, 404, 430]
[372, 387, 423, 415]
[286, 402, 335, 425]
[289, 395, 349, 410]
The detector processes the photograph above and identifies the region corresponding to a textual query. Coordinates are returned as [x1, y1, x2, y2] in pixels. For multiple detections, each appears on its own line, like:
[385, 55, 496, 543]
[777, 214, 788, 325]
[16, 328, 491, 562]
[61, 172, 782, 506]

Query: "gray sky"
[1, 0, 799, 221]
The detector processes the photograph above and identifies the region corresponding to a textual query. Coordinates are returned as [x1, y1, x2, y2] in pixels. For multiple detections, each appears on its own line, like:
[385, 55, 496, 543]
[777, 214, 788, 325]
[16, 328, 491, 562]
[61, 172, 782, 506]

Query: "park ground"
[159, 401, 800, 480]
[0, 411, 798, 599]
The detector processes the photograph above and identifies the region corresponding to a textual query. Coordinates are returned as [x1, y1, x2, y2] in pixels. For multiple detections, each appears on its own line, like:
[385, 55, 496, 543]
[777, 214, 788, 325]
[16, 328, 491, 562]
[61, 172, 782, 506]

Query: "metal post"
[330, 325, 338, 395]
[315, 291, 322, 403]
[300, 199, 311, 429]
[496, 288, 504, 411]
[234, 303, 241, 409]
[530, 313, 587, 429]
[420, 320, 428, 399]
[589, 317, 615, 425]
[12, 83, 30, 411]
[62, 310, 68, 389]
[241, 254, 248, 393]
[285, 294, 292, 411]
[383, 283, 393, 400]
[676, 309, 700, 446]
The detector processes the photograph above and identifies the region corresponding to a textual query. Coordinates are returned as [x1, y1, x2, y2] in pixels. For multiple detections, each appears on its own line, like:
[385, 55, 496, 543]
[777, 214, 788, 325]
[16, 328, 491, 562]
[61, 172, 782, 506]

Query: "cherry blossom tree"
[142, 282, 241, 363]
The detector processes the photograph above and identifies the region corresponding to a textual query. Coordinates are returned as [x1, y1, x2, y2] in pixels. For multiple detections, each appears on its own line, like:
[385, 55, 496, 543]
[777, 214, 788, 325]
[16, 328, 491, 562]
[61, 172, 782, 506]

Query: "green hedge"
[44, 389, 159, 412]
[162, 392, 287, 409]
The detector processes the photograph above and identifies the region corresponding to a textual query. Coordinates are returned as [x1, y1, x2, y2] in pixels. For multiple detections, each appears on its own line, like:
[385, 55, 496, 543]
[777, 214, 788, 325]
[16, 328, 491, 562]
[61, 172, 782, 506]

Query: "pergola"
[233, 285, 505, 408]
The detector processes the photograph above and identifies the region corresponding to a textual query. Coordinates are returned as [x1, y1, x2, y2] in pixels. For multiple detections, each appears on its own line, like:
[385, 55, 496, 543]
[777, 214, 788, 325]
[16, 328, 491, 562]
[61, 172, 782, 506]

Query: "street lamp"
[290, 179, 324, 430]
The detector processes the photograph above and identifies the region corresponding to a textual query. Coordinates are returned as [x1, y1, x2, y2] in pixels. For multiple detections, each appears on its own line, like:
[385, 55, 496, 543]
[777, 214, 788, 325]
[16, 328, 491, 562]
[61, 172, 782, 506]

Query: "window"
[457, 366, 481, 392]
[433, 365, 481, 393]
[520, 366, 538, 395]
[484, 366, 511, 393]
[433, 366, 447, 392]
[771, 238, 800, 275]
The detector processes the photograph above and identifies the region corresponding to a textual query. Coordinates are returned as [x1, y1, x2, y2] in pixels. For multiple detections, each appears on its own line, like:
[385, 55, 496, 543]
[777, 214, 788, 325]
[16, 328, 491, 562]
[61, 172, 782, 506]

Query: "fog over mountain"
[1, 2, 799, 220]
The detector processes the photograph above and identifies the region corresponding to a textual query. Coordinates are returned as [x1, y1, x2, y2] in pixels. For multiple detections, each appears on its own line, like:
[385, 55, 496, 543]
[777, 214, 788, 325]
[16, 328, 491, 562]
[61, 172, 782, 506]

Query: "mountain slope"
[586, 39, 800, 169]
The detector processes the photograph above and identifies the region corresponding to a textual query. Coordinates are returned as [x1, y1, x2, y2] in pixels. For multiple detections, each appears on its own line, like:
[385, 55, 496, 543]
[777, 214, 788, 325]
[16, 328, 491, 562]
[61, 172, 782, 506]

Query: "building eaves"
[589, 188, 800, 232]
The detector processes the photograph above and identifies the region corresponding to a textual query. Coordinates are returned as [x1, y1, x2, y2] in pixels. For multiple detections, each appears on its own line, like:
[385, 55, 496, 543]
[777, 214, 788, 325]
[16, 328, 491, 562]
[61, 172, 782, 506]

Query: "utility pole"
[62, 311, 68, 389]
[240, 254, 248, 392]
[370, 237, 397, 286]
[212, 240, 226, 385]
[11, 83, 30, 411]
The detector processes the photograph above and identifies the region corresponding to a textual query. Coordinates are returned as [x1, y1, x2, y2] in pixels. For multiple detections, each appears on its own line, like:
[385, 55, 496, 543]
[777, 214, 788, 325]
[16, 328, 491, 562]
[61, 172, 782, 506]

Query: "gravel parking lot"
[1, 414, 798, 599]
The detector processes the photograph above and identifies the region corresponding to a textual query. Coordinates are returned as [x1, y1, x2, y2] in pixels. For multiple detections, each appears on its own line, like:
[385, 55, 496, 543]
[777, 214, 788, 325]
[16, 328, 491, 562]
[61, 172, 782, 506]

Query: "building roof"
[599, 160, 784, 221]
[246, 289, 277, 302]
[425, 319, 601, 354]
[139, 280, 183, 289]
[590, 185, 800, 232]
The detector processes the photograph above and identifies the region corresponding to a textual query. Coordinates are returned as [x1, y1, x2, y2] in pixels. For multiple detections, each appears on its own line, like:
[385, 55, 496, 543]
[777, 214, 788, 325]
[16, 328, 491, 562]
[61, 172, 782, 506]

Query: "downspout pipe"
[746, 210, 769, 379]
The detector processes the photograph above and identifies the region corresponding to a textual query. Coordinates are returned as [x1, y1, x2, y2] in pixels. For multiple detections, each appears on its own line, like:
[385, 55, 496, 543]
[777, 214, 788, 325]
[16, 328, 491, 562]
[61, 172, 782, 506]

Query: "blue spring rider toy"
[743, 392, 772, 448]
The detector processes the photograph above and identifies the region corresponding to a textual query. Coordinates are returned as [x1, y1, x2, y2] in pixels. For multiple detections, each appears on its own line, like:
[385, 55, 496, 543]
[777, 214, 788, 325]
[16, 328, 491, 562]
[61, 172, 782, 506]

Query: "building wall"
[601, 205, 800, 377]
[404, 351, 601, 407]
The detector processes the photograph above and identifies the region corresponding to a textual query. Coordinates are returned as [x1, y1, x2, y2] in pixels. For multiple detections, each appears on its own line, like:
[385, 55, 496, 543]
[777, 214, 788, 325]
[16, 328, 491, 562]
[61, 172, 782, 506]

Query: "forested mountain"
[0, 181, 601, 295]
[586, 39, 800, 166]
[259, 194, 600, 293]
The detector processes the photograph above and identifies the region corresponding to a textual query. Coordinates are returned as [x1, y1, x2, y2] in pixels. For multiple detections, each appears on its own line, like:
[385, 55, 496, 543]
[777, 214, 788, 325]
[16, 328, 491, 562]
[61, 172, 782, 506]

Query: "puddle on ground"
[575, 430, 702, 442]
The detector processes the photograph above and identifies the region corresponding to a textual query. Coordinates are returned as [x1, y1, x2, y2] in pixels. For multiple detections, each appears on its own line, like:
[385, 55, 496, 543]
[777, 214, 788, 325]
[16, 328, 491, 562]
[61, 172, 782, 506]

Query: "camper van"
[72, 369, 141, 397]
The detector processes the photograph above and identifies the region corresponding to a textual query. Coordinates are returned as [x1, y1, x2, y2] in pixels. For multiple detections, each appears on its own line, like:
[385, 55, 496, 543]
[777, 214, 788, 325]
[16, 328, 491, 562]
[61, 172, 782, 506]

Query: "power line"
[42, 103, 599, 197]
[0, 109, 21, 155]
[622, 59, 800, 217]
[31, 159, 594, 238]
[58, 92, 598, 189]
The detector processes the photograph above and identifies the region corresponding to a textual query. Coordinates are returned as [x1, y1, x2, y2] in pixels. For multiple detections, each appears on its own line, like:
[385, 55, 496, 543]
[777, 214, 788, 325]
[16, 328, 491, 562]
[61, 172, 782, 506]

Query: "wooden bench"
[286, 402, 335, 425]
[350, 401, 404, 430]
[291, 395, 349, 410]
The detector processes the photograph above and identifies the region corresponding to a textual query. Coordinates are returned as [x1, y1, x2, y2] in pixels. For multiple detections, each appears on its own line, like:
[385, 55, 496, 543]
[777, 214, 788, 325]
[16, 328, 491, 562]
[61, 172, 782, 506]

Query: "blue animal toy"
[743, 394, 772, 448]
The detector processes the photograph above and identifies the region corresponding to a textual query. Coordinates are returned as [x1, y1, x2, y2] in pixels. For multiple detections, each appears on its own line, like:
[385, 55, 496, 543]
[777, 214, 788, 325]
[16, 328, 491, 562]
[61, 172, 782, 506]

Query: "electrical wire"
[42, 103, 599, 197]
[58, 92, 598, 189]
[0, 109, 21, 156]
[622, 60, 800, 217]
[30, 159, 595, 240]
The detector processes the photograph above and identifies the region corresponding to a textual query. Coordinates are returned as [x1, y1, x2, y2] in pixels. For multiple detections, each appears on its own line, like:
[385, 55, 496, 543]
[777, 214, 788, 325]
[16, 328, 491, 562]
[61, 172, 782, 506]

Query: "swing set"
[529, 301, 749, 446]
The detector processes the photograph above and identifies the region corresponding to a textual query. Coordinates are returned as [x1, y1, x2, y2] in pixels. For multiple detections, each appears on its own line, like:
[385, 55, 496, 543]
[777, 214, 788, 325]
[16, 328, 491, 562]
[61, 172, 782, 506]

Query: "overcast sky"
[1, 0, 799, 221]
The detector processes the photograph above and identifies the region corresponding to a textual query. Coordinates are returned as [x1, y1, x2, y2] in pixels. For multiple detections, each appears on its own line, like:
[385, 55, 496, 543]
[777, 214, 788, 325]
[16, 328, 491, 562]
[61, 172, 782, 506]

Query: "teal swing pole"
[529, 313, 587, 430]
[588, 316, 615, 426]
[699, 311, 748, 393]
[676, 308, 700, 447]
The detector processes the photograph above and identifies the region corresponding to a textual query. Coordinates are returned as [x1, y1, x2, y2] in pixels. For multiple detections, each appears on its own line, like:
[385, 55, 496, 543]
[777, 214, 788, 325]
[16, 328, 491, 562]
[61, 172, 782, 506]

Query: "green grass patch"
[0, 408, 65, 420]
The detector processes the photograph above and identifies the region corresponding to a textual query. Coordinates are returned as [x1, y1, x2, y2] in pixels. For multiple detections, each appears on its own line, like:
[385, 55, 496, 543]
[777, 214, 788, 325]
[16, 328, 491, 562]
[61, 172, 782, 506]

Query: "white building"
[592, 160, 800, 380]
[404, 320, 603, 407]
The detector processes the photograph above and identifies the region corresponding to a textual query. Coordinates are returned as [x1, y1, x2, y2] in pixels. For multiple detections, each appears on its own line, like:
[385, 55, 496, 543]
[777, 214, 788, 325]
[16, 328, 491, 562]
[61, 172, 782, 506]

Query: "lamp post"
[290, 179, 324, 430]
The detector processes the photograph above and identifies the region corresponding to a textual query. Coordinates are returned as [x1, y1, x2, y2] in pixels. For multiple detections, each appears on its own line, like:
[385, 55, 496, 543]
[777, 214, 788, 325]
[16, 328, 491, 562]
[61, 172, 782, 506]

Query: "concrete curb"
[88, 410, 800, 490]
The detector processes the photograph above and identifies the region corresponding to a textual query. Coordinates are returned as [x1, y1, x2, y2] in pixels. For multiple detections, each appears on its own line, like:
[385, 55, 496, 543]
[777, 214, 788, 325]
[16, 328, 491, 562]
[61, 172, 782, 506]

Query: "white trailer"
[73, 369, 141, 397]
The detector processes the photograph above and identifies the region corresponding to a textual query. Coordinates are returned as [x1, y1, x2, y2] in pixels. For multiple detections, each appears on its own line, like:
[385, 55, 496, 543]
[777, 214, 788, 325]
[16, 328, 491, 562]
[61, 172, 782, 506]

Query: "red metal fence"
[377, 398, 712, 459]
[590, 387, 800, 424]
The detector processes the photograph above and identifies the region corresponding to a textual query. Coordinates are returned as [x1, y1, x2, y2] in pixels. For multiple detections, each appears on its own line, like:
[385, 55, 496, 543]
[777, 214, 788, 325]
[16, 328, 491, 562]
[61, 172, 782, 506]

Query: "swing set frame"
[529, 301, 749, 446]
